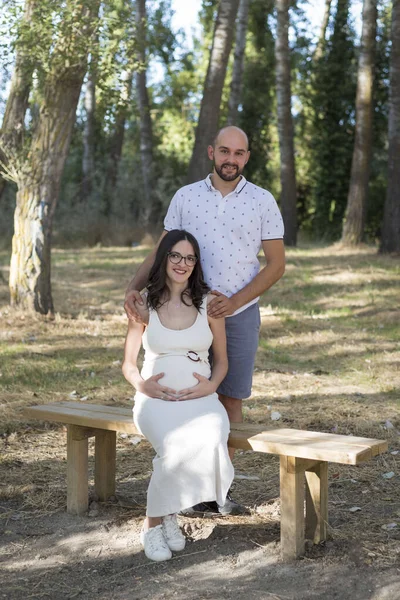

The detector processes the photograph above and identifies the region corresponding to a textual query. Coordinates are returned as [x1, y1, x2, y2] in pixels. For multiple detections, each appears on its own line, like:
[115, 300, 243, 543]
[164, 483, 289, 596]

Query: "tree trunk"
[187, 0, 240, 183]
[275, 0, 297, 246]
[342, 0, 377, 246]
[102, 72, 133, 217]
[136, 0, 159, 227]
[0, 0, 36, 200]
[380, 0, 400, 253]
[314, 0, 333, 61]
[9, 0, 100, 314]
[227, 0, 251, 125]
[82, 56, 96, 201]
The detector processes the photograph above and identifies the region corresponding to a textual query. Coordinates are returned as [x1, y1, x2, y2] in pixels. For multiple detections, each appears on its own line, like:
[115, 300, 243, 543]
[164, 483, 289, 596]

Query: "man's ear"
[245, 151, 250, 165]
[207, 145, 214, 161]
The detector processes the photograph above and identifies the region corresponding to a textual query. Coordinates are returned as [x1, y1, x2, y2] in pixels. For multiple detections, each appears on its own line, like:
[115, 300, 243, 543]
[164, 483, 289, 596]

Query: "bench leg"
[67, 425, 89, 515]
[305, 462, 328, 544]
[280, 456, 305, 560]
[95, 430, 116, 501]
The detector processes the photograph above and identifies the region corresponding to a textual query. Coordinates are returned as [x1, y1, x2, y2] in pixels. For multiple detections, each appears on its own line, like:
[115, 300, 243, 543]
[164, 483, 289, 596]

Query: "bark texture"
[82, 57, 96, 200]
[227, 0, 251, 125]
[136, 0, 159, 226]
[275, 0, 297, 246]
[0, 0, 35, 199]
[342, 0, 377, 245]
[103, 72, 133, 217]
[187, 0, 240, 183]
[380, 0, 400, 253]
[9, 0, 100, 314]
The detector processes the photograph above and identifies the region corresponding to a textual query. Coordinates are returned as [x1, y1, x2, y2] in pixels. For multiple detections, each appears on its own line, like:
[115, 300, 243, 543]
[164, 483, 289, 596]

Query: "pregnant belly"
[141, 356, 211, 392]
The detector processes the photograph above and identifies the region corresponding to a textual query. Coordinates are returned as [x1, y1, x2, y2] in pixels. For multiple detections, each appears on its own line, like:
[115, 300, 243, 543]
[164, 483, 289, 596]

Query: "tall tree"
[9, 0, 100, 314]
[310, 0, 356, 240]
[0, 0, 36, 200]
[314, 0, 333, 61]
[342, 0, 377, 245]
[136, 0, 158, 226]
[102, 71, 134, 217]
[82, 54, 97, 201]
[275, 0, 297, 246]
[237, 0, 275, 189]
[187, 0, 240, 183]
[380, 0, 400, 253]
[227, 0, 251, 125]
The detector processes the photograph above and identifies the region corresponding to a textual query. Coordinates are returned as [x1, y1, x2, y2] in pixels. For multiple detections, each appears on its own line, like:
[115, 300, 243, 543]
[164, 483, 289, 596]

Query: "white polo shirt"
[164, 174, 284, 316]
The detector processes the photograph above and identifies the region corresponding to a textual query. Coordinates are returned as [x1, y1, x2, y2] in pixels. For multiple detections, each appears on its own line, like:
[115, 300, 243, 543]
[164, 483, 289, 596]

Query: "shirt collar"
[204, 173, 248, 195]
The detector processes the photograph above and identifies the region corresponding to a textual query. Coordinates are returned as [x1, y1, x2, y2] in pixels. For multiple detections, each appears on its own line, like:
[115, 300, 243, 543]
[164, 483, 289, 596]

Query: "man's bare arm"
[208, 239, 285, 318]
[124, 230, 168, 318]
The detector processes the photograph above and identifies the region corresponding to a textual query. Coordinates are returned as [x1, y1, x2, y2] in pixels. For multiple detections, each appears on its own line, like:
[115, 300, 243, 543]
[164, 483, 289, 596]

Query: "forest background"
[1, 4, 399, 594]
[0, 0, 399, 315]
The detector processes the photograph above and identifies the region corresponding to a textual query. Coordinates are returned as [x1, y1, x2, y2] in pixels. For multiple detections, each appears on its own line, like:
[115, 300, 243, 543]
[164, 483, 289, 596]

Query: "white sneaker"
[162, 514, 186, 551]
[140, 524, 172, 562]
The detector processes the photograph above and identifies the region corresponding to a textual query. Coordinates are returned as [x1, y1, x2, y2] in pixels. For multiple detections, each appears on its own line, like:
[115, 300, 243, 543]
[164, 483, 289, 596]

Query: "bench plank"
[229, 427, 387, 464]
[61, 402, 134, 417]
[24, 404, 139, 434]
[24, 402, 388, 464]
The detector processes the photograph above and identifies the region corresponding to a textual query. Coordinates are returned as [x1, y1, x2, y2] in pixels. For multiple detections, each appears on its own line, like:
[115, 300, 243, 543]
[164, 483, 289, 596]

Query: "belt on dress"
[146, 350, 209, 364]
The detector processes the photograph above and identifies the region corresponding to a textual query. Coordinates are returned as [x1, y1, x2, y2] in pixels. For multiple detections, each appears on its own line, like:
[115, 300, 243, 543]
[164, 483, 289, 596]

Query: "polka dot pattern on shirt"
[163, 175, 284, 314]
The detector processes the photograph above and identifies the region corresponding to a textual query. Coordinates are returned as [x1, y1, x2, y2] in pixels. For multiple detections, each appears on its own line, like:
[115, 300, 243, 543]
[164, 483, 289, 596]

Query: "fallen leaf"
[129, 436, 142, 445]
[382, 472, 395, 479]
[234, 474, 260, 481]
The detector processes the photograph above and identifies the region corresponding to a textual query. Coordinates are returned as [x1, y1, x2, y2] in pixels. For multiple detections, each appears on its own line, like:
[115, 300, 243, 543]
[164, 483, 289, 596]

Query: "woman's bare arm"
[122, 320, 146, 389]
[208, 312, 228, 389]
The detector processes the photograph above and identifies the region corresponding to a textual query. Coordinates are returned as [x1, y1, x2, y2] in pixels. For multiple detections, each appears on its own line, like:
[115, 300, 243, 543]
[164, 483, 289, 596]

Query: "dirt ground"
[1, 244, 399, 599]
[1, 428, 399, 600]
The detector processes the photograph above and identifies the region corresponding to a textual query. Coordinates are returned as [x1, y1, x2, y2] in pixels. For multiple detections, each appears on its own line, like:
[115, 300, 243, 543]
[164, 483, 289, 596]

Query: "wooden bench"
[23, 401, 388, 560]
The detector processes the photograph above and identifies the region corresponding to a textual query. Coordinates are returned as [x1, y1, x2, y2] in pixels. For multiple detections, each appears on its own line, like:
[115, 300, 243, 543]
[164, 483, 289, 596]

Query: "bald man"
[124, 126, 285, 515]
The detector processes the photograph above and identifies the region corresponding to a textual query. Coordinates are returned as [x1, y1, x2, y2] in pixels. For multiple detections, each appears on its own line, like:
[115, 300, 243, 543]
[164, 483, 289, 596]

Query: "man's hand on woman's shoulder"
[207, 290, 238, 319]
[124, 289, 147, 323]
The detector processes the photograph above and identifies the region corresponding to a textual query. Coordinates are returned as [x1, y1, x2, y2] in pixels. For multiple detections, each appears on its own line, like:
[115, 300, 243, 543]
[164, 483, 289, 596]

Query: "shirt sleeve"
[164, 189, 184, 231]
[260, 191, 285, 240]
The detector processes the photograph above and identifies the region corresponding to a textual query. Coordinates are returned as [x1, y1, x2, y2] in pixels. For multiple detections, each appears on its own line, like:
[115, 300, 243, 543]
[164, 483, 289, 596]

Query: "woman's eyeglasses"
[167, 251, 198, 267]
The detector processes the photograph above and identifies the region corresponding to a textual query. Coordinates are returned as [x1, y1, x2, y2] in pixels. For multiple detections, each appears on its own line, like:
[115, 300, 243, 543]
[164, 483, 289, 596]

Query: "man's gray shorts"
[210, 303, 261, 400]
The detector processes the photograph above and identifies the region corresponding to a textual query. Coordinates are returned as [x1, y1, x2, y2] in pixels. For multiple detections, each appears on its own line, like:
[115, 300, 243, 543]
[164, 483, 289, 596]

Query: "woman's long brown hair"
[146, 230, 209, 312]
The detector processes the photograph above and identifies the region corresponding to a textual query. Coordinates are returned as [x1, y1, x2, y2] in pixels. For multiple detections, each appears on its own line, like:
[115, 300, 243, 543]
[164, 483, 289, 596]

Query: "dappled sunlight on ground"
[0, 243, 399, 599]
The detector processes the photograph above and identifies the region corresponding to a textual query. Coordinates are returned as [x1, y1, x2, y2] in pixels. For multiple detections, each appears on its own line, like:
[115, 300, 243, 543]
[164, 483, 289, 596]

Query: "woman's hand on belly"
[176, 373, 217, 401]
[137, 373, 179, 401]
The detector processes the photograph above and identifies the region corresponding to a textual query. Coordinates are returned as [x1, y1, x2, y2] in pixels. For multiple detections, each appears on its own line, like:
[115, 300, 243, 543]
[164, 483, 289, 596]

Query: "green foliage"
[0, 0, 393, 246]
[309, 0, 357, 241]
[365, 1, 391, 242]
[236, 0, 276, 190]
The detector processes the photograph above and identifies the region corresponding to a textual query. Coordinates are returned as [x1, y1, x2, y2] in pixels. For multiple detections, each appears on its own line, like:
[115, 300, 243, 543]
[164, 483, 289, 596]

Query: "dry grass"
[0, 242, 399, 568]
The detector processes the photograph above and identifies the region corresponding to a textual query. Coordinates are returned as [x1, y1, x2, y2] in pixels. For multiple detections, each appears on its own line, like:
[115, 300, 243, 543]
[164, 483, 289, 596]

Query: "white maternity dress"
[133, 296, 234, 517]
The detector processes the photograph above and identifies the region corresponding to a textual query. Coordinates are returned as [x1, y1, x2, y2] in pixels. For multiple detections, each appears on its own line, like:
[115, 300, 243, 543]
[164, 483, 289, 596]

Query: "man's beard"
[214, 162, 243, 182]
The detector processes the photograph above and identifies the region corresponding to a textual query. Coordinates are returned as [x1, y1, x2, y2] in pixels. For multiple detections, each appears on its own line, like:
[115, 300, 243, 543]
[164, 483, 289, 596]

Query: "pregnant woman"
[122, 229, 234, 562]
